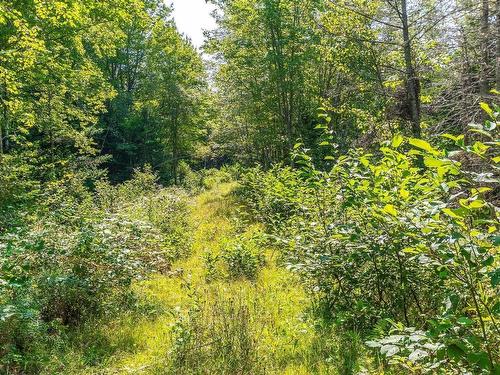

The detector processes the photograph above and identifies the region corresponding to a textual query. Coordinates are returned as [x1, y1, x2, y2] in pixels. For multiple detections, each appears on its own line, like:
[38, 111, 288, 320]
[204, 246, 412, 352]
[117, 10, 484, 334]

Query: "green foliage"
[200, 165, 241, 190]
[96, 167, 193, 260]
[178, 163, 241, 194]
[239, 106, 500, 373]
[167, 286, 261, 375]
[0, 168, 191, 372]
[237, 166, 304, 231]
[206, 0, 387, 165]
[130, 16, 209, 183]
[1, 0, 499, 373]
[222, 239, 266, 281]
[204, 233, 266, 282]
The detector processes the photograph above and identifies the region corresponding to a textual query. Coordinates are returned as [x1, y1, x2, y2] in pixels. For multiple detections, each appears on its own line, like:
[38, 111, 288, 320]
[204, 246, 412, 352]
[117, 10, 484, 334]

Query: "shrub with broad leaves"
[239, 103, 499, 373]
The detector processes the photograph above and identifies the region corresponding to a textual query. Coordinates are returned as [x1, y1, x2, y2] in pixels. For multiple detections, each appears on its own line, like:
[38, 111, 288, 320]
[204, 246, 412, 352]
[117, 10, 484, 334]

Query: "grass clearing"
[41, 183, 372, 374]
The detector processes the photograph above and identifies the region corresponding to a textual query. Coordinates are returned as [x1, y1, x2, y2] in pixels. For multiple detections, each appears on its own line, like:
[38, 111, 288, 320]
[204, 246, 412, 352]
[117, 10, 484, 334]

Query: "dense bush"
[204, 233, 266, 282]
[222, 240, 266, 281]
[0, 167, 191, 373]
[238, 166, 304, 232]
[239, 104, 499, 373]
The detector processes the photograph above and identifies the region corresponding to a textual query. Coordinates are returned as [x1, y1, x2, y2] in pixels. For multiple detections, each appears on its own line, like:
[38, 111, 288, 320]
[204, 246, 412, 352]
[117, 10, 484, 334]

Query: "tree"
[496, 0, 500, 91]
[481, 0, 490, 96]
[0, 0, 139, 180]
[137, 19, 208, 183]
[207, 0, 385, 165]
[208, 0, 321, 165]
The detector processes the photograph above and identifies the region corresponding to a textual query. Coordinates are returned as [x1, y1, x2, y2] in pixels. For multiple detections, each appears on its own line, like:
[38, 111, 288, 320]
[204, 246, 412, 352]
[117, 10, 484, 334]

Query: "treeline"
[2, 0, 499, 189]
[0, 1, 207, 372]
[0, 0, 208, 193]
[206, 0, 500, 165]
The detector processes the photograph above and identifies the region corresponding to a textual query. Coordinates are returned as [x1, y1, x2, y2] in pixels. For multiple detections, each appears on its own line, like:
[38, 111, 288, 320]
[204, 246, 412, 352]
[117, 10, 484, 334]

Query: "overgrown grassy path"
[57, 184, 366, 374]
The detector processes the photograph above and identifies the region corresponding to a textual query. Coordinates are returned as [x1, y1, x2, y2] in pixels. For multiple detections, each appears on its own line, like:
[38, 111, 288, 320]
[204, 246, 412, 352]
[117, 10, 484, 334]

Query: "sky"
[169, 0, 217, 49]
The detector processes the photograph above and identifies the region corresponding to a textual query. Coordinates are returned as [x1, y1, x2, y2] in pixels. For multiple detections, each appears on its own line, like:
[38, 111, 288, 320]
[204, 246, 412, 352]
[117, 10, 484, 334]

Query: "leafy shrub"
[239, 103, 500, 374]
[204, 234, 266, 282]
[178, 161, 204, 193]
[96, 168, 192, 260]
[203, 251, 222, 283]
[177, 162, 241, 193]
[201, 164, 240, 190]
[237, 165, 304, 231]
[0, 153, 39, 215]
[222, 240, 265, 281]
[0, 167, 191, 372]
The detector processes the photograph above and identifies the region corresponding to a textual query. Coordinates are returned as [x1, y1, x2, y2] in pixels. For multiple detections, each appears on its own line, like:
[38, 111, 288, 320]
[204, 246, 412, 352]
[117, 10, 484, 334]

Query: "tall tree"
[401, 0, 421, 137]
[496, 0, 500, 91]
[0, 0, 142, 179]
[481, 0, 490, 96]
[138, 19, 208, 183]
[207, 0, 384, 165]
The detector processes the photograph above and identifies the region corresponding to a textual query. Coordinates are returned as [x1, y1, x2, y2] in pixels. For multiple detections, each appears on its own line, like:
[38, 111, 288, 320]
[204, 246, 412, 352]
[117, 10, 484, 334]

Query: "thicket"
[0, 167, 191, 373]
[204, 232, 267, 282]
[239, 105, 499, 373]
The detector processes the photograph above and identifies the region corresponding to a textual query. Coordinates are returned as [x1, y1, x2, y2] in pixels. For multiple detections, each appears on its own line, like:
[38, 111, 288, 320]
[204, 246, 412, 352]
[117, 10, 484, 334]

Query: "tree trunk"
[3, 112, 8, 153]
[481, 0, 490, 96]
[401, 0, 421, 138]
[0, 115, 3, 156]
[172, 107, 179, 185]
[265, 1, 295, 165]
[496, 0, 500, 91]
[1, 77, 7, 156]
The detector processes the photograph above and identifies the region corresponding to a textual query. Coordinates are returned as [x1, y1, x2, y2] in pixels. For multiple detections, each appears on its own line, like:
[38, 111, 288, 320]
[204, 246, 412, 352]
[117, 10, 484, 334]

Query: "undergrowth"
[22, 181, 378, 375]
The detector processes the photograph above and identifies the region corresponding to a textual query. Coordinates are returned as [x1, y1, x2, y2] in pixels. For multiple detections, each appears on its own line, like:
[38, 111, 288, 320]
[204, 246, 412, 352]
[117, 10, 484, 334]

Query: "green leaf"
[391, 134, 404, 148]
[359, 156, 370, 167]
[365, 340, 381, 348]
[383, 204, 398, 217]
[472, 141, 490, 156]
[468, 200, 486, 209]
[442, 208, 463, 219]
[424, 156, 449, 168]
[442, 134, 464, 142]
[408, 349, 428, 362]
[480, 102, 494, 118]
[400, 189, 409, 199]
[447, 344, 466, 360]
[381, 344, 399, 357]
[467, 351, 490, 370]
[409, 138, 439, 155]
[490, 268, 500, 287]
[457, 317, 473, 326]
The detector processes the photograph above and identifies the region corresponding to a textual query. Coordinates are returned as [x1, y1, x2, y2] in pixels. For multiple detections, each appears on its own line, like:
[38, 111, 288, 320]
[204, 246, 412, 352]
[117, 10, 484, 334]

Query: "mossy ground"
[42, 183, 375, 374]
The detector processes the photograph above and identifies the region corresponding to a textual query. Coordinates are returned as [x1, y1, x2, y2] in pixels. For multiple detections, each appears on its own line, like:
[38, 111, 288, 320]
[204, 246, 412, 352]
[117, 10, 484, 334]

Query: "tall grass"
[34, 181, 376, 374]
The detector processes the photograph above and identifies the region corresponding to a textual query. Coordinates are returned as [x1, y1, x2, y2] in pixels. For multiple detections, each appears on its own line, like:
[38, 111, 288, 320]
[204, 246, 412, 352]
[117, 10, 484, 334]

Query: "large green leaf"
[409, 138, 439, 155]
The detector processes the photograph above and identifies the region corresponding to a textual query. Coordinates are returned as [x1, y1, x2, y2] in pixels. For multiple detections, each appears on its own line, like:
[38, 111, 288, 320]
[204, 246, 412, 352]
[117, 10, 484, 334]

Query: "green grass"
[41, 183, 377, 374]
